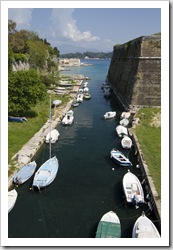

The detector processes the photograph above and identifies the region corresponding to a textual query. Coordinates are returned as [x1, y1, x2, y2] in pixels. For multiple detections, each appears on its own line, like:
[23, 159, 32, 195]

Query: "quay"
[8, 79, 83, 188]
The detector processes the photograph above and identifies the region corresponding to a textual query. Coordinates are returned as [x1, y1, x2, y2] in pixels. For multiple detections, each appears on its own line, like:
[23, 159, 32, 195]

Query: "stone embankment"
[8, 80, 83, 188]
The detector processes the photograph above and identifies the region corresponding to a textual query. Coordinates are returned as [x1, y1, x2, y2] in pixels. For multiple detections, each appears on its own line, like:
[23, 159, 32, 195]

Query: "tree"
[8, 69, 46, 114]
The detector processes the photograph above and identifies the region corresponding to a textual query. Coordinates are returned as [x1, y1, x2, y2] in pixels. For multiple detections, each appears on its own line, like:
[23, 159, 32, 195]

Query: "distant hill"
[60, 51, 113, 59]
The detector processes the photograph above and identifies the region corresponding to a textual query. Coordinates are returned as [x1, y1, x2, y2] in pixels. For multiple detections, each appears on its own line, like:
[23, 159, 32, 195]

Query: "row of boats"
[99, 87, 160, 237]
[8, 81, 92, 213]
[95, 210, 160, 238]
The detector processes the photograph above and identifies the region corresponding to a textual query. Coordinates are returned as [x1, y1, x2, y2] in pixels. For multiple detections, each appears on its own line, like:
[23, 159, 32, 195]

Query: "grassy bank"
[132, 107, 161, 197]
[8, 94, 70, 163]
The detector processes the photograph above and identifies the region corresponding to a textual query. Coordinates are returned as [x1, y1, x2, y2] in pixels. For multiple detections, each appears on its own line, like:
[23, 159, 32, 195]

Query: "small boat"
[13, 161, 37, 185]
[52, 99, 62, 108]
[62, 110, 74, 125]
[116, 125, 128, 137]
[45, 129, 60, 143]
[120, 118, 129, 127]
[103, 88, 111, 98]
[8, 116, 28, 123]
[121, 136, 132, 149]
[32, 156, 59, 190]
[132, 212, 160, 238]
[72, 100, 80, 107]
[83, 87, 89, 93]
[123, 170, 145, 206]
[83, 82, 88, 88]
[120, 112, 131, 120]
[78, 88, 83, 93]
[8, 189, 18, 213]
[96, 211, 121, 238]
[103, 111, 116, 119]
[32, 96, 59, 190]
[110, 148, 132, 167]
[76, 93, 84, 102]
[101, 82, 107, 89]
[83, 93, 91, 100]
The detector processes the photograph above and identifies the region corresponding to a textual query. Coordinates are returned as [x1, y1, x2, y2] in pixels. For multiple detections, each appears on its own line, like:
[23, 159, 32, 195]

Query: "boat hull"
[8, 189, 18, 213]
[45, 129, 60, 143]
[132, 214, 160, 238]
[110, 149, 132, 167]
[96, 211, 121, 238]
[123, 171, 144, 205]
[32, 156, 59, 189]
[13, 161, 37, 185]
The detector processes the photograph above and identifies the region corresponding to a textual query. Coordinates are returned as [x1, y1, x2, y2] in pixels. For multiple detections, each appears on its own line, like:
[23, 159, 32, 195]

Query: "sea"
[8, 59, 160, 241]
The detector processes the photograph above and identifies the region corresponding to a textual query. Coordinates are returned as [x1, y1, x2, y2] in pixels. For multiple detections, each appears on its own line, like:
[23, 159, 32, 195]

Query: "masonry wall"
[107, 35, 161, 109]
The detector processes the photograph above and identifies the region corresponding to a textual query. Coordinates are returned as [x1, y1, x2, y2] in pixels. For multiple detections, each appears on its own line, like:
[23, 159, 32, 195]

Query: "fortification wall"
[107, 35, 161, 110]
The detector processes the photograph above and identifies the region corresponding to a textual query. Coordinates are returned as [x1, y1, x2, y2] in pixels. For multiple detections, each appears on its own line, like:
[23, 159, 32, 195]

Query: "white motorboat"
[103, 111, 116, 119]
[96, 211, 121, 238]
[13, 161, 37, 185]
[45, 129, 60, 143]
[132, 212, 160, 238]
[120, 111, 131, 119]
[110, 148, 132, 167]
[83, 82, 88, 88]
[8, 189, 18, 213]
[76, 93, 84, 102]
[116, 125, 128, 137]
[121, 136, 132, 149]
[120, 118, 129, 127]
[83, 87, 89, 93]
[62, 110, 74, 125]
[123, 170, 145, 206]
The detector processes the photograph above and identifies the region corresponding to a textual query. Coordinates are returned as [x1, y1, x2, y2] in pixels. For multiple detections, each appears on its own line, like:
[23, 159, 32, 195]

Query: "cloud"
[8, 8, 32, 29]
[50, 9, 100, 42]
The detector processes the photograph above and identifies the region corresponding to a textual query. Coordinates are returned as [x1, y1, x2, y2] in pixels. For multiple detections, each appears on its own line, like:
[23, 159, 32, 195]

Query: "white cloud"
[50, 9, 100, 42]
[8, 8, 32, 29]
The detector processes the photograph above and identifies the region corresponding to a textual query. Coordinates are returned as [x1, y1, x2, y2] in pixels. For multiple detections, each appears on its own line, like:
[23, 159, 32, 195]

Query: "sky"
[8, 6, 161, 54]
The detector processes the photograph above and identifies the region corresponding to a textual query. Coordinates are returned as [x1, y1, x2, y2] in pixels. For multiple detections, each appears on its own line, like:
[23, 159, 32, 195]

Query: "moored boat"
[96, 211, 121, 238]
[62, 110, 74, 125]
[32, 96, 59, 190]
[45, 129, 60, 143]
[13, 161, 37, 185]
[103, 111, 116, 119]
[132, 212, 160, 238]
[116, 125, 128, 137]
[120, 118, 129, 127]
[8, 189, 18, 213]
[83, 93, 91, 100]
[110, 148, 132, 167]
[123, 170, 145, 206]
[121, 136, 132, 149]
[32, 156, 59, 190]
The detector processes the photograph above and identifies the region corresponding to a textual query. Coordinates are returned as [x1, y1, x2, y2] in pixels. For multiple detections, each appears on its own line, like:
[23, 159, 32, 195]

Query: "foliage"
[133, 108, 161, 197]
[8, 19, 59, 71]
[8, 69, 46, 114]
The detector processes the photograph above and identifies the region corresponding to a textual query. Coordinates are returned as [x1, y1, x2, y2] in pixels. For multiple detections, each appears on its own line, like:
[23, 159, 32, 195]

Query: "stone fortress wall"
[107, 34, 161, 110]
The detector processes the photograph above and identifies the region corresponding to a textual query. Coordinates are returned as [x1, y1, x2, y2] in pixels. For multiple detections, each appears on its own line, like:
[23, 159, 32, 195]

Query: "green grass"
[133, 108, 161, 197]
[8, 94, 70, 163]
